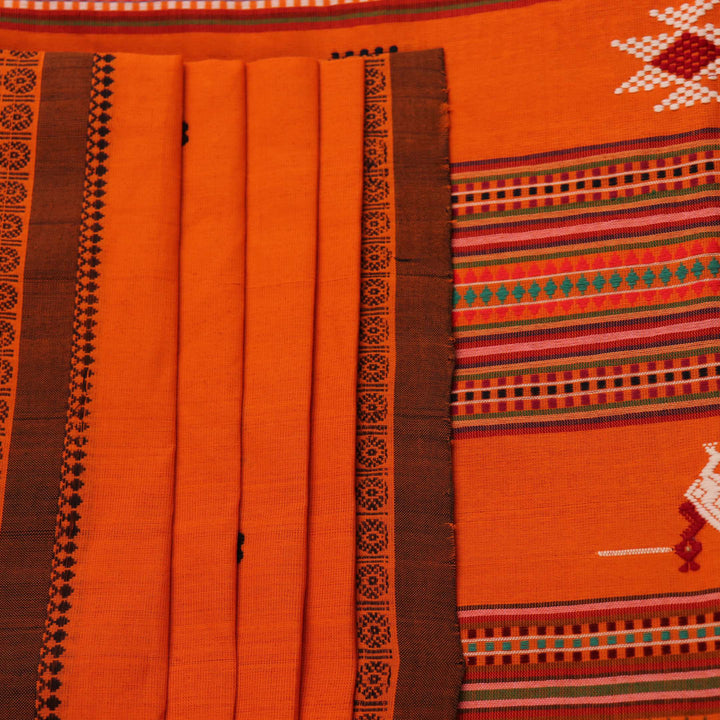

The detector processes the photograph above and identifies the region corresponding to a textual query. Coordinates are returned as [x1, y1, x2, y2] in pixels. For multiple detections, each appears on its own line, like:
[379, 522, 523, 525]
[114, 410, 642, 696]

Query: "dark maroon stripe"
[0, 52, 93, 720]
[450, 128, 720, 172]
[0, 0, 552, 33]
[457, 696, 720, 718]
[452, 404, 720, 438]
[463, 652, 720, 680]
[390, 49, 464, 720]
[456, 334, 719, 368]
[452, 217, 720, 258]
[452, 196, 720, 238]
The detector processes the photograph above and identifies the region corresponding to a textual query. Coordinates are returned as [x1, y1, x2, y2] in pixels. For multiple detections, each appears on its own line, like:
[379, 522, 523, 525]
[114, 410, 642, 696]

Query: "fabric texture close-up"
[0, 1, 719, 719]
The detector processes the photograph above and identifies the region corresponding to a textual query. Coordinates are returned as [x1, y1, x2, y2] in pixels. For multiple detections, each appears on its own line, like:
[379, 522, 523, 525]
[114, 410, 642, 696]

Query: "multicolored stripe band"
[451, 128, 720, 437]
[458, 589, 720, 718]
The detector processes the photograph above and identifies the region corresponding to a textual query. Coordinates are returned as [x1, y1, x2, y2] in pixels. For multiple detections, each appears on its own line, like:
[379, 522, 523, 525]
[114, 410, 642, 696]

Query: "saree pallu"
[0, 0, 720, 718]
[0, 47, 463, 720]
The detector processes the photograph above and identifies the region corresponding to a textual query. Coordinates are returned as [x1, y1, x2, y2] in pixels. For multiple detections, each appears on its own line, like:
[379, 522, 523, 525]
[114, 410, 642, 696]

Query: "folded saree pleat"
[167, 59, 246, 720]
[236, 57, 318, 720]
[298, 56, 364, 720]
[0, 50, 182, 720]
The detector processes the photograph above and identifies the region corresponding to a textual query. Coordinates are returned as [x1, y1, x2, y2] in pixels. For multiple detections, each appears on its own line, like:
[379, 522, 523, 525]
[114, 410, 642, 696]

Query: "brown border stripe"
[0, 52, 93, 720]
[389, 49, 465, 720]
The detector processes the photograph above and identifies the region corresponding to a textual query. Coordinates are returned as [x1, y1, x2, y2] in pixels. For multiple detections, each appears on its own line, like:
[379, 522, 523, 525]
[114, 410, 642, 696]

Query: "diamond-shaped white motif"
[612, 0, 720, 111]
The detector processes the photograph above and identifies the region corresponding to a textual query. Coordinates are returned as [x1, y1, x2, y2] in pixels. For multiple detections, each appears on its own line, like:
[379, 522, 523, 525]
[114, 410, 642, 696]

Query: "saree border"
[0, 51, 94, 720]
[35, 53, 115, 720]
[390, 48, 465, 720]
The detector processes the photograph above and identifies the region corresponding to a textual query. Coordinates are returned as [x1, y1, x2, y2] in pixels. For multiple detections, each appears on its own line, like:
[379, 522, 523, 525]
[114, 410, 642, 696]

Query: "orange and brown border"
[354, 49, 463, 720]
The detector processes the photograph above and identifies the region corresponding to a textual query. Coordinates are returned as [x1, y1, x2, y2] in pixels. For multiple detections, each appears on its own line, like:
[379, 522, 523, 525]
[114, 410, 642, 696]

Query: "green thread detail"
[679, 629, 689, 640]
[676, 263, 689, 281]
[528, 281, 542, 300]
[692, 259, 705, 279]
[642, 267, 656, 287]
[480, 286, 492, 304]
[592, 273, 606, 292]
[520, 640, 529, 650]
[544, 278, 558, 298]
[501, 641, 511, 651]
[697, 628, 707, 639]
[659, 266, 672, 285]
[468, 643, 477, 652]
[609, 271, 623, 289]
[560, 276, 573, 297]
[709, 257, 720, 277]
[464, 287, 477, 306]
[512, 283, 525, 302]
[576, 274, 589, 294]
[626, 269, 639, 288]
[537, 639, 546, 649]
[453, 289, 461, 307]
[496, 284, 509, 303]
[589, 637, 599, 647]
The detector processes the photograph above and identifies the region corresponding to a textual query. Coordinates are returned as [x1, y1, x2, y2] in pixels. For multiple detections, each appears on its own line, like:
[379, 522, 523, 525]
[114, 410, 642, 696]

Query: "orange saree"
[0, 1, 719, 718]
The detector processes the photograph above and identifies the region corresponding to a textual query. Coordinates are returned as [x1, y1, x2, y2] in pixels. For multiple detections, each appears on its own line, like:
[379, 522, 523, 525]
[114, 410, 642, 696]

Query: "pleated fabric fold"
[236, 56, 319, 720]
[298, 56, 364, 720]
[168, 59, 246, 720]
[0, 47, 462, 720]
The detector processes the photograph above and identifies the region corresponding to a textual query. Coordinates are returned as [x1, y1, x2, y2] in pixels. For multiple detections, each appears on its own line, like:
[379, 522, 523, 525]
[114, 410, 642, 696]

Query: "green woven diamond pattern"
[459, 255, 718, 309]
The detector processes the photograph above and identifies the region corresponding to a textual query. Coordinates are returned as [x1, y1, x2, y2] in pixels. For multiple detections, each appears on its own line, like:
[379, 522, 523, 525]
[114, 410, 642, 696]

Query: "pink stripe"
[451, 206, 719, 250]
[455, 318, 718, 359]
[458, 687, 720, 709]
[457, 590, 720, 618]
[462, 669, 720, 691]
